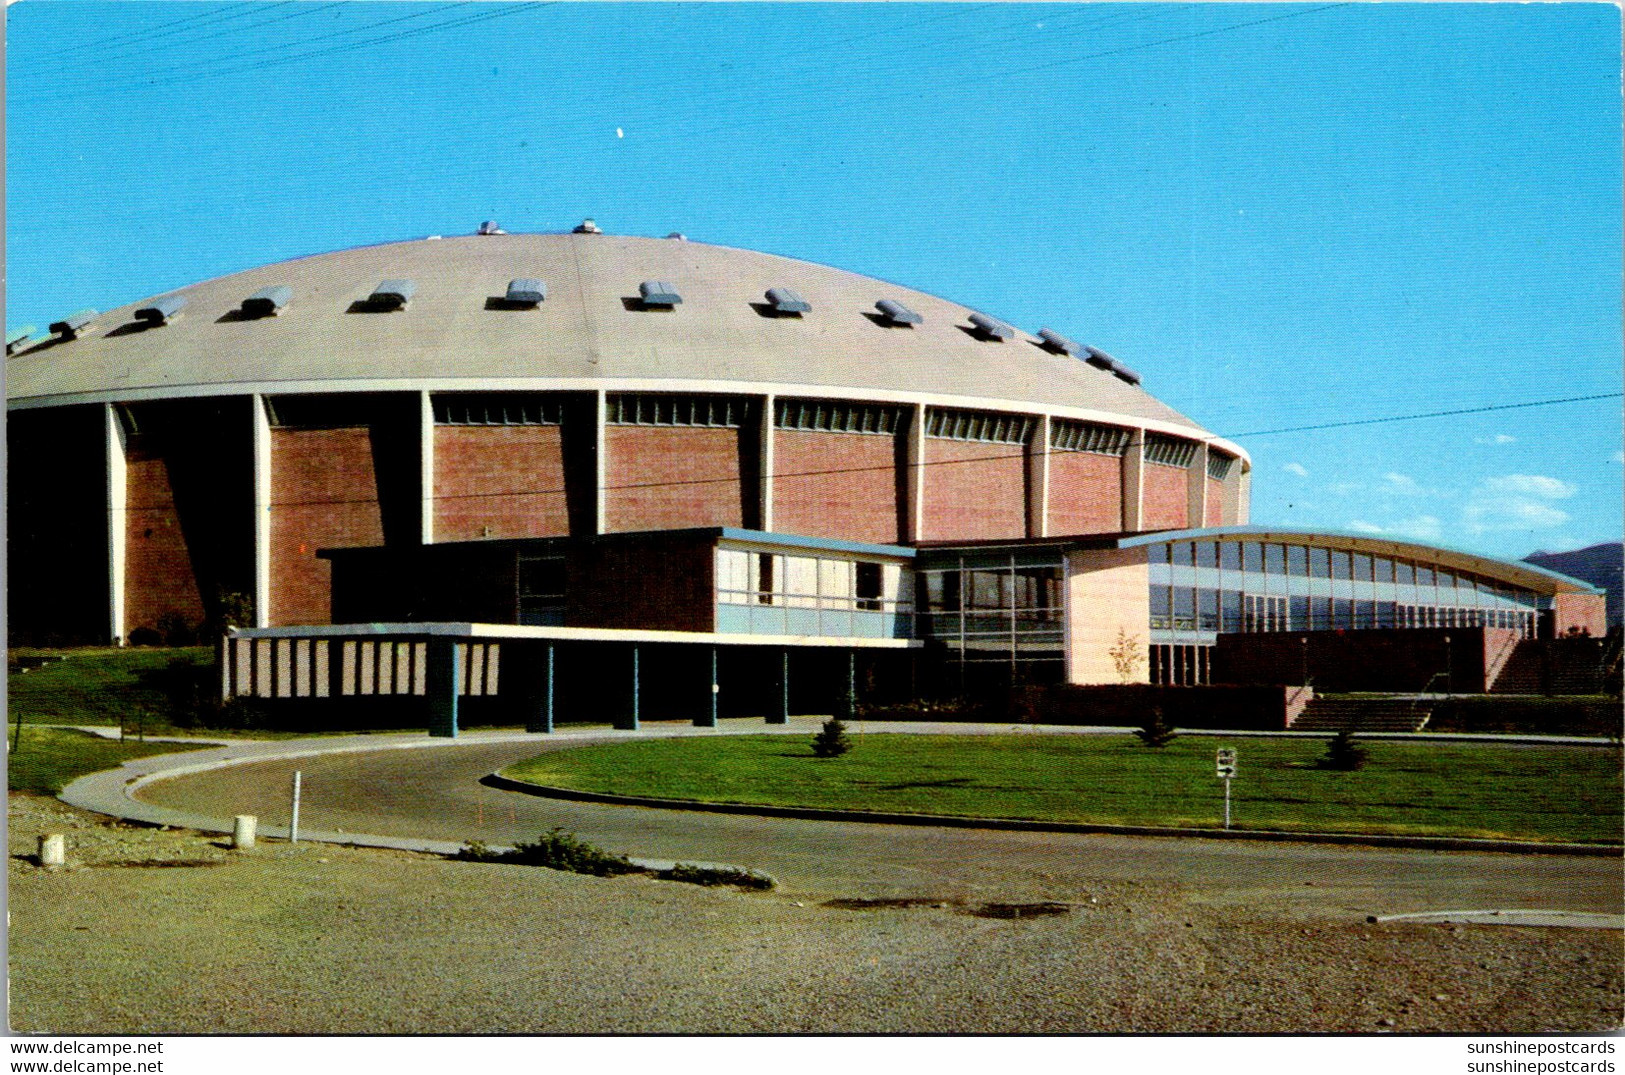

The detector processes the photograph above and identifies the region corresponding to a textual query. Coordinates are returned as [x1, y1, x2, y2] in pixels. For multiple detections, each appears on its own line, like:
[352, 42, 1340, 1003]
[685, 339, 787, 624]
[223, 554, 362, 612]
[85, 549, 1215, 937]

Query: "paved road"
[133, 724, 1625, 919]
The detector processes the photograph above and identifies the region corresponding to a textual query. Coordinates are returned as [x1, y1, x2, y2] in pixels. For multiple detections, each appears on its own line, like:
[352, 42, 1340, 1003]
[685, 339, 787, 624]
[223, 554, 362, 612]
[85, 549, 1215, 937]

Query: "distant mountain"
[1524, 542, 1623, 627]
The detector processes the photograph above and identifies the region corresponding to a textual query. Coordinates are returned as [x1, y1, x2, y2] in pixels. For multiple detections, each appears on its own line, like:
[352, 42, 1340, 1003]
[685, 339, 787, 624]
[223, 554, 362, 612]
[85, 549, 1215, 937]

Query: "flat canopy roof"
[919, 525, 1602, 597]
[228, 621, 918, 649]
[320, 526, 915, 561]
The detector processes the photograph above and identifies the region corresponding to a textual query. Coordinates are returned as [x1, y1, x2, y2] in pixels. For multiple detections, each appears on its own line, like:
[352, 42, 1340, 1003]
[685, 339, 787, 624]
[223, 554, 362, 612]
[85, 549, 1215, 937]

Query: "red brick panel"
[435, 426, 570, 542]
[605, 426, 744, 532]
[269, 428, 384, 626]
[125, 436, 205, 634]
[773, 430, 900, 543]
[1047, 451, 1122, 537]
[1204, 478, 1226, 526]
[1141, 463, 1189, 530]
[1554, 592, 1608, 637]
[567, 533, 715, 632]
[922, 439, 1027, 541]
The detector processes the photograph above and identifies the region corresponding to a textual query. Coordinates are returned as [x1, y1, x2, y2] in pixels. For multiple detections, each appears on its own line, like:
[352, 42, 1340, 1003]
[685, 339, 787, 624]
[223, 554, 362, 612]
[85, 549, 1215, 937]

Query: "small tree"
[1109, 629, 1145, 683]
[1133, 706, 1177, 748]
[1318, 729, 1369, 771]
[811, 717, 852, 758]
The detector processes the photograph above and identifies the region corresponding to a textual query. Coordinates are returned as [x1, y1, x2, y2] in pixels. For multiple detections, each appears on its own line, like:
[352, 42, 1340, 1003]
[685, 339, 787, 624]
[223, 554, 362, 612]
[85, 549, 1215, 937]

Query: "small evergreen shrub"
[1318, 729, 1369, 771]
[1133, 707, 1178, 748]
[456, 828, 642, 876]
[658, 863, 774, 890]
[811, 718, 852, 758]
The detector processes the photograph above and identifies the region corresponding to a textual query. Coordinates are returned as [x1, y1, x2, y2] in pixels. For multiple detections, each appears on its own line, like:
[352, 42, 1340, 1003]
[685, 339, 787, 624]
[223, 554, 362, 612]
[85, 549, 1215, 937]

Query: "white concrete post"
[1026, 413, 1051, 539]
[419, 390, 435, 545]
[1188, 442, 1210, 529]
[1121, 431, 1145, 532]
[251, 394, 272, 628]
[759, 393, 776, 533]
[105, 403, 127, 645]
[232, 815, 257, 850]
[289, 770, 302, 843]
[38, 834, 65, 868]
[907, 403, 927, 542]
[593, 389, 608, 535]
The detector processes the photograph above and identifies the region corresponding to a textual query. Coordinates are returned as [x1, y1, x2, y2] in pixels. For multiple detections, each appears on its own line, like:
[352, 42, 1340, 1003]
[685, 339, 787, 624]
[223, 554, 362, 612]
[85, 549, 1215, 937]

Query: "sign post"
[1215, 748, 1237, 830]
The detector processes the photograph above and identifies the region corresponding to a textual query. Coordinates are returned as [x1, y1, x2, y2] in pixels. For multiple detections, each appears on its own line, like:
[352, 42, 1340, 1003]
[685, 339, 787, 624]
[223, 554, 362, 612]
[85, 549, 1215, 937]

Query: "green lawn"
[7, 646, 212, 726]
[7, 726, 212, 794]
[503, 733, 1625, 844]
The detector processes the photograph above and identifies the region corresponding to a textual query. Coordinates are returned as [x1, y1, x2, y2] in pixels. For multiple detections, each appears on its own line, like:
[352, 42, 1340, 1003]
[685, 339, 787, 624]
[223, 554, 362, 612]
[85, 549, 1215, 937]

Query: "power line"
[1230, 392, 1624, 438]
[15, 3, 300, 75]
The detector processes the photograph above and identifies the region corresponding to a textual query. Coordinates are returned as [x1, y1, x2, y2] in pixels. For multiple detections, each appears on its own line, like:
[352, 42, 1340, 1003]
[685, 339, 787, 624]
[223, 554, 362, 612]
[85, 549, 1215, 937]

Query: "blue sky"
[6, 1, 1621, 560]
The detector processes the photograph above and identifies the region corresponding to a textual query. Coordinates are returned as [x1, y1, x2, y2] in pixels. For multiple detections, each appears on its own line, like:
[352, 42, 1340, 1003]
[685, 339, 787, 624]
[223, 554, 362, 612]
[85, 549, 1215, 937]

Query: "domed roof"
[7, 231, 1237, 451]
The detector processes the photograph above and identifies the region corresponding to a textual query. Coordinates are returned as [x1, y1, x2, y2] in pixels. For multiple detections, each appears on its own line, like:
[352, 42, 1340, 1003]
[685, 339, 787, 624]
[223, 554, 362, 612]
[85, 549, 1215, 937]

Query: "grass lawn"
[7, 646, 212, 726]
[503, 733, 1625, 844]
[6, 726, 212, 795]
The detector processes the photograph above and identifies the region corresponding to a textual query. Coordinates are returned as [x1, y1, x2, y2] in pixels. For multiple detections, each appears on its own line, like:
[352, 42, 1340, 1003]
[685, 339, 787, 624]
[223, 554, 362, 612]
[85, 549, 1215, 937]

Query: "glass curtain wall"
[715, 548, 912, 639]
[915, 549, 1066, 686]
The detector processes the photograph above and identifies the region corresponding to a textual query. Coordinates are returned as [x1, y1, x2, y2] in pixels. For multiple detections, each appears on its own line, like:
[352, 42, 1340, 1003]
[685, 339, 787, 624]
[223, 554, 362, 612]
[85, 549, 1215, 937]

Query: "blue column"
[426, 638, 460, 738]
[525, 644, 554, 734]
[695, 645, 718, 728]
[615, 645, 640, 731]
[837, 650, 856, 721]
[767, 647, 789, 724]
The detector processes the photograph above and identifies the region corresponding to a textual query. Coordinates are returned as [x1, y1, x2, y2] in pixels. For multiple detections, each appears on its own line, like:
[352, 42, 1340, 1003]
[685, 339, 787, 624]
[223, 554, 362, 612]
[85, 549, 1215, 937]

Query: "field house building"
[7, 225, 1607, 733]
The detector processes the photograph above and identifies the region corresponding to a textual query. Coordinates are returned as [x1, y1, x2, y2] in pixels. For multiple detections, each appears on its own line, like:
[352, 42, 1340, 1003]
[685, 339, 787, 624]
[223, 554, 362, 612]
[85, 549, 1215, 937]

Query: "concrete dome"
[7, 231, 1239, 455]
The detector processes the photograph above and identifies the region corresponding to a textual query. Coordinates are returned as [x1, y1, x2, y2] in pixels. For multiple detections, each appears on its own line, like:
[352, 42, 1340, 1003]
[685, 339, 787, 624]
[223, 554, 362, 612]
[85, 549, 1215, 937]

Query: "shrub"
[456, 828, 642, 877]
[1318, 729, 1369, 771]
[658, 862, 774, 890]
[811, 718, 852, 758]
[1133, 707, 1178, 748]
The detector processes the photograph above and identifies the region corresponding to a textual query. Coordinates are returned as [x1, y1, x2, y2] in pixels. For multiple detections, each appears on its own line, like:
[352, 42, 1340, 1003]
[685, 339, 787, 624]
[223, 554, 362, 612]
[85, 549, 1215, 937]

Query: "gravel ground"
[9, 794, 1622, 1035]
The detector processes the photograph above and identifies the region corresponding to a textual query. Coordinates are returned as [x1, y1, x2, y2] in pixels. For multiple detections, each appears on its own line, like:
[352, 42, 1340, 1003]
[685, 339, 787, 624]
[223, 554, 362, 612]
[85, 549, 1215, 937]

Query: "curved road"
[134, 727, 1624, 918]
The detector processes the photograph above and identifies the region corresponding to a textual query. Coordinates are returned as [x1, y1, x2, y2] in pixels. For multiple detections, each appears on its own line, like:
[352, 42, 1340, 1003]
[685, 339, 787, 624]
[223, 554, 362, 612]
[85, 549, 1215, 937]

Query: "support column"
[104, 403, 127, 645]
[906, 403, 927, 542]
[1026, 413, 1051, 539]
[525, 643, 555, 733]
[1121, 430, 1145, 533]
[1188, 442, 1210, 530]
[695, 645, 718, 728]
[614, 644, 640, 730]
[419, 390, 435, 545]
[426, 638, 461, 738]
[767, 647, 789, 724]
[837, 650, 856, 721]
[1234, 463, 1251, 525]
[593, 389, 608, 535]
[251, 394, 272, 627]
[759, 393, 776, 533]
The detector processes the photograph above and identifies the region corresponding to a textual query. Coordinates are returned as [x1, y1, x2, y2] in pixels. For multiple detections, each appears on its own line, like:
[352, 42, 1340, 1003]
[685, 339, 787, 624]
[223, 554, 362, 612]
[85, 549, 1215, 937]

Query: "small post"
[767, 648, 790, 725]
[38, 834, 65, 868]
[425, 638, 461, 738]
[1215, 747, 1237, 831]
[1224, 775, 1232, 831]
[233, 815, 257, 850]
[290, 771, 302, 844]
[695, 646, 718, 728]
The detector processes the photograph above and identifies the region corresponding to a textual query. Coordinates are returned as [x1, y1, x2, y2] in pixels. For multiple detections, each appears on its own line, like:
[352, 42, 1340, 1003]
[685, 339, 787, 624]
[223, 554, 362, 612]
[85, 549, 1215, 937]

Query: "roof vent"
[505, 279, 547, 306]
[1082, 345, 1116, 372]
[369, 280, 415, 310]
[574, 218, 602, 234]
[49, 309, 98, 339]
[968, 312, 1015, 341]
[667, 232, 687, 241]
[875, 299, 922, 326]
[765, 287, 811, 314]
[639, 280, 682, 307]
[242, 286, 292, 318]
[1110, 362, 1142, 386]
[1037, 328, 1080, 356]
[6, 326, 37, 355]
[477, 221, 504, 235]
[135, 295, 187, 325]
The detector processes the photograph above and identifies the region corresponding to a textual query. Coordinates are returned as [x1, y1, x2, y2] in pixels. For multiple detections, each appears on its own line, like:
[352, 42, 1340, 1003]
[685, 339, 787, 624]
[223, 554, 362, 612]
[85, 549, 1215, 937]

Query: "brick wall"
[435, 425, 570, 541]
[1141, 463, 1189, 530]
[567, 533, 715, 632]
[124, 434, 205, 633]
[269, 427, 384, 626]
[1047, 451, 1122, 537]
[1064, 547, 1150, 684]
[1204, 478, 1226, 526]
[605, 425, 748, 532]
[922, 439, 1027, 541]
[1213, 628, 1498, 692]
[773, 429, 901, 543]
[1554, 592, 1608, 637]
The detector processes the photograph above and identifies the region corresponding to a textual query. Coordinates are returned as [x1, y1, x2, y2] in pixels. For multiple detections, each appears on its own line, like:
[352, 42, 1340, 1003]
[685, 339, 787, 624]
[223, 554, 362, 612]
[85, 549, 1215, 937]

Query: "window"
[1353, 553, 1373, 582]
[1172, 542, 1194, 567]
[518, 556, 566, 625]
[1287, 545, 1308, 575]
[855, 562, 882, 611]
[1219, 542, 1242, 571]
[1331, 551, 1351, 580]
[1308, 546, 1330, 577]
[1051, 420, 1132, 455]
[1243, 543, 1263, 573]
[926, 408, 1033, 444]
[1207, 453, 1234, 482]
[1221, 590, 1244, 633]
[1373, 557, 1393, 584]
[608, 393, 742, 427]
[776, 399, 902, 435]
[1195, 542, 1218, 569]
[757, 554, 777, 605]
[1199, 588, 1219, 632]
[1264, 544, 1285, 575]
[434, 393, 563, 426]
[1396, 560, 1415, 585]
[1144, 435, 1198, 468]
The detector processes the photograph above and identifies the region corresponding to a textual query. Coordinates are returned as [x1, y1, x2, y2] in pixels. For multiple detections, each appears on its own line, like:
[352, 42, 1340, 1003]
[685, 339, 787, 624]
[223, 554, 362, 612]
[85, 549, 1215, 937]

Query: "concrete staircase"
[1290, 695, 1435, 733]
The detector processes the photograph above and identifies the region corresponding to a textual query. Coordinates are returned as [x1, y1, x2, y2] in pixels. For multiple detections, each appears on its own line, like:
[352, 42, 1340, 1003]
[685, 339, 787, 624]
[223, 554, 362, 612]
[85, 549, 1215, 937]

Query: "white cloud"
[1282, 462, 1308, 477]
[1612, 449, 1624, 465]
[1463, 474, 1575, 534]
[1473, 433, 1517, 445]
[1348, 515, 1442, 542]
[1381, 472, 1424, 495]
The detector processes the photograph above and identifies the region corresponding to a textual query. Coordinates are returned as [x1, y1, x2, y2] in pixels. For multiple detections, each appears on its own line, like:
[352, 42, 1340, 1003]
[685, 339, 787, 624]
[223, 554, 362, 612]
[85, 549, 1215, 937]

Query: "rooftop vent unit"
[242, 286, 292, 318]
[765, 287, 811, 314]
[639, 280, 682, 307]
[135, 295, 187, 325]
[505, 279, 547, 306]
[875, 299, 922, 326]
[6, 326, 37, 355]
[1037, 328, 1080, 356]
[667, 232, 687, 241]
[1082, 345, 1116, 372]
[1108, 359, 1142, 386]
[369, 279, 415, 310]
[968, 312, 1015, 341]
[477, 221, 505, 235]
[574, 219, 602, 234]
[49, 309, 98, 339]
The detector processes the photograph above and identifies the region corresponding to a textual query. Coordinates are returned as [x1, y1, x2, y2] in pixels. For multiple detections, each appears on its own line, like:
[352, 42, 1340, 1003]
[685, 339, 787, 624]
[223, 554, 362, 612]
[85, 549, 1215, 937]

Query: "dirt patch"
[822, 896, 1074, 919]
[966, 901, 1072, 919]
